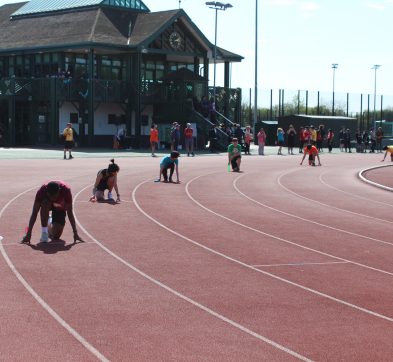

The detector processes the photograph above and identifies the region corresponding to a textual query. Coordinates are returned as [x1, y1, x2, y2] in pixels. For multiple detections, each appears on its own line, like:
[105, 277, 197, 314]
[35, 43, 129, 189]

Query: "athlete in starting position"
[300, 144, 322, 166]
[21, 181, 83, 244]
[90, 159, 121, 202]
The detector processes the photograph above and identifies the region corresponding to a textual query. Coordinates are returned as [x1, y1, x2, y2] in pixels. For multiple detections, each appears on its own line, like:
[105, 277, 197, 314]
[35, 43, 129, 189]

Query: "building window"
[100, 56, 125, 80]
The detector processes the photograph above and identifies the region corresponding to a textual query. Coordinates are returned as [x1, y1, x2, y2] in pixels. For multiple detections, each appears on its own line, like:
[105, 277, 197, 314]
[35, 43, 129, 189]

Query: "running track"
[0, 151, 392, 361]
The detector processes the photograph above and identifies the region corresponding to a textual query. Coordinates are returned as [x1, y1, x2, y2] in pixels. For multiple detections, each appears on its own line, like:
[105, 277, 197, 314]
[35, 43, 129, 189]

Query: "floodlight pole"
[205, 2, 233, 102]
[254, 0, 258, 127]
[332, 63, 338, 116]
[372, 64, 381, 132]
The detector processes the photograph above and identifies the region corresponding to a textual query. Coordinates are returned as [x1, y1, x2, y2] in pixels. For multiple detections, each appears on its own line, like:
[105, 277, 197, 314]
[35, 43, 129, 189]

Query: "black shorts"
[52, 209, 66, 226]
[64, 140, 74, 149]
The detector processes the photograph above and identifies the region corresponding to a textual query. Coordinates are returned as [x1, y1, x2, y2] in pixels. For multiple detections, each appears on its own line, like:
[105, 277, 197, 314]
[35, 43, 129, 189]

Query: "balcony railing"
[0, 77, 130, 103]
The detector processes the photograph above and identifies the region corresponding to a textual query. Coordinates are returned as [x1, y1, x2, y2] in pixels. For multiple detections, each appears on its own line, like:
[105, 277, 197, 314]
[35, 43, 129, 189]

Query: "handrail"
[214, 110, 236, 126]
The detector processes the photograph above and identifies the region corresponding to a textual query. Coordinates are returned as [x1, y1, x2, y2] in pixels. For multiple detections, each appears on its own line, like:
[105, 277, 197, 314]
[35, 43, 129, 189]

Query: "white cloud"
[264, 0, 319, 16]
[299, 2, 319, 12]
[264, 0, 296, 7]
[367, 2, 385, 10]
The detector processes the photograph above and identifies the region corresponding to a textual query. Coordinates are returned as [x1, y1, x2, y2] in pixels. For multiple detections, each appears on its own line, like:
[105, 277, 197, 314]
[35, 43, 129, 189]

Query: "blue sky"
[148, 0, 393, 98]
[1, 0, 392, 105]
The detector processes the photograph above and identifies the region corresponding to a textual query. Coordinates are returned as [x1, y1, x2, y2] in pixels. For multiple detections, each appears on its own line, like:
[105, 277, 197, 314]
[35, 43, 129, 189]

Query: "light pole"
[205, 2, 233, 101]
[372, 64, 381, 131]
[331, 63, 338, 116]
[254, 0, 258, 127]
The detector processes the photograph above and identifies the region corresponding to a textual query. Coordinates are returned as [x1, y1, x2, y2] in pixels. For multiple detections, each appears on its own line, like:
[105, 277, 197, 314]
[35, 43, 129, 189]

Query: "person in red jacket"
[184, 123, 195, 157]
[300, 144, 321, 166]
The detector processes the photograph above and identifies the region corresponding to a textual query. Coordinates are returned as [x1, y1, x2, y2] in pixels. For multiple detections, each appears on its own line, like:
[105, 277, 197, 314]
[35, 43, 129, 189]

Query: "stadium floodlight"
[205, 2, 233, 101]
[372, 64, 381, 131]
[331, 63, 338, 116]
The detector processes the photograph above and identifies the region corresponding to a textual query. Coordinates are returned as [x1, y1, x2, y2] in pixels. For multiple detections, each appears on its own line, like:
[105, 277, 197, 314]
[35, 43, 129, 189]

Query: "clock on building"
[169, 31, 182, 50]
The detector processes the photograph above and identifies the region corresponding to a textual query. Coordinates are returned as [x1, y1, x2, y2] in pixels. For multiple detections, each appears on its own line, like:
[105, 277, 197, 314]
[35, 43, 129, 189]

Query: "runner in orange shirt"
[381, 145, 393, 162]
[150, 123, 159, 157]
[300, 144, 321, 166]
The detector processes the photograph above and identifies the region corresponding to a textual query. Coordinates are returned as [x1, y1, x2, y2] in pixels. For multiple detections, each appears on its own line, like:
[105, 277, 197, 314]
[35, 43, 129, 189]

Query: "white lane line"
[77, 200, 133, 204]
[253, 261, 349, 268]
[277, 168, 393, 224]
[0, 186, 109, 362]
[133, 178, 393, 323]
[319, 171, 393, 207]
[186, 172, 393, 277]
[232, 172, 393, 247]
[358, 164, 393, 192]
[72, 183, 312, 362]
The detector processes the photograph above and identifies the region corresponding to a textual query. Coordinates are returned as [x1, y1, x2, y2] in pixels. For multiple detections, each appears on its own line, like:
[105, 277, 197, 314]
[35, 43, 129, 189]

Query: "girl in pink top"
[257, 128, 266, 155]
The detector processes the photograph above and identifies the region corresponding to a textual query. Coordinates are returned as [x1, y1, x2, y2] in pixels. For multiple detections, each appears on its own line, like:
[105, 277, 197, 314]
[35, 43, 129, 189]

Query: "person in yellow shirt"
[63, 123, 75, 159]
[381, 146, 393, 162]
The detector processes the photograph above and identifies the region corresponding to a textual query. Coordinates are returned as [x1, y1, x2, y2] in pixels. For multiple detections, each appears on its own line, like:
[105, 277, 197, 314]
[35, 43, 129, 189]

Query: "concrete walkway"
[0, 145, 343, 160]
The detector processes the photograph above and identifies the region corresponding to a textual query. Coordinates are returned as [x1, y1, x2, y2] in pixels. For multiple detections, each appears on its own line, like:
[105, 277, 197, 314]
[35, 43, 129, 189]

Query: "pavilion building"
[0, 0, 243, 147]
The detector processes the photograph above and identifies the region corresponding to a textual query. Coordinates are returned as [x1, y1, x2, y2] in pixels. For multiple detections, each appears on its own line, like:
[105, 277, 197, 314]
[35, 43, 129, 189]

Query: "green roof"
[11, 0, 149, 18]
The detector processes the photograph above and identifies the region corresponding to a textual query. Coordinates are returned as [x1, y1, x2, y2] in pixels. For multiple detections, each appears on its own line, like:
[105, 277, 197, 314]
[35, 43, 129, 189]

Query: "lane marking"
[277, 168, 393, 224]
[0, 186, 109, 362]
[232, 172, 393, 246]
[186, 173, 393, 277]
[253, 261, 349, 268]
[358, 164, 393, 192]
[132, 178, 393, 324]
[72, 183, 312, 362]
[319, 171, 393, 207]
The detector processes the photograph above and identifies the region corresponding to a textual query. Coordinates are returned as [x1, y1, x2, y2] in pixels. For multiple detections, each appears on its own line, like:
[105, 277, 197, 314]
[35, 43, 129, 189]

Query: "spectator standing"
[298, 126, 305, 153]
[344, 128, 352, 153]
[150, 123, 159, 157]
[234, 124, 244, 148]
[184, 123, 195, 157]
[277, 127, 285, 155]
[376, 127, 384, 153]
[369, 128, 376, 153]
[286, 124, 297, 155]
[362, 130, 370, 152]
[257, 128, 266, 155]
[303, 126, 312, 146]
[339, 126, 345, 151]
[327, 129, 334, 153]
[310, 125, 317, 145]
[244, 126, 253, 155]
[317, 124, 325, 152]
[170, 122, 180, 151]
[355, 129, 363, 153]
[63, 122, 75, 159]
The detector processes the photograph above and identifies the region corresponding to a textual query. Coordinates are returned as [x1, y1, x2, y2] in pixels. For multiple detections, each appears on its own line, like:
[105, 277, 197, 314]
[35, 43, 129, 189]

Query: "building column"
[125, 53, 133, 139]
[49, 78, 58, 145]
[132, 53, 141, 147]
[203, 56, 209, 96]
[8, 95, 15, 147]
[224, 61, 230, 118]
[87, 49, 95, 146]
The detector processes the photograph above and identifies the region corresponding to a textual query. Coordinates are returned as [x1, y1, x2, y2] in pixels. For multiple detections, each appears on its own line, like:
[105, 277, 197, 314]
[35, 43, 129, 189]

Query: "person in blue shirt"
[156, 151, 181, 183]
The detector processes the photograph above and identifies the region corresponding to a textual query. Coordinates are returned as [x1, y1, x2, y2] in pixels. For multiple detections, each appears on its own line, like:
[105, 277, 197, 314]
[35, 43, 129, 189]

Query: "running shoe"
[40, 231, 49, 243]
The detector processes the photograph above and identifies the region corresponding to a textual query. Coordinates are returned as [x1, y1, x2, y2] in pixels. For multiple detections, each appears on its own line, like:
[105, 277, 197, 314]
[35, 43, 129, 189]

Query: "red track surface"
[0, 153, 392, 361]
